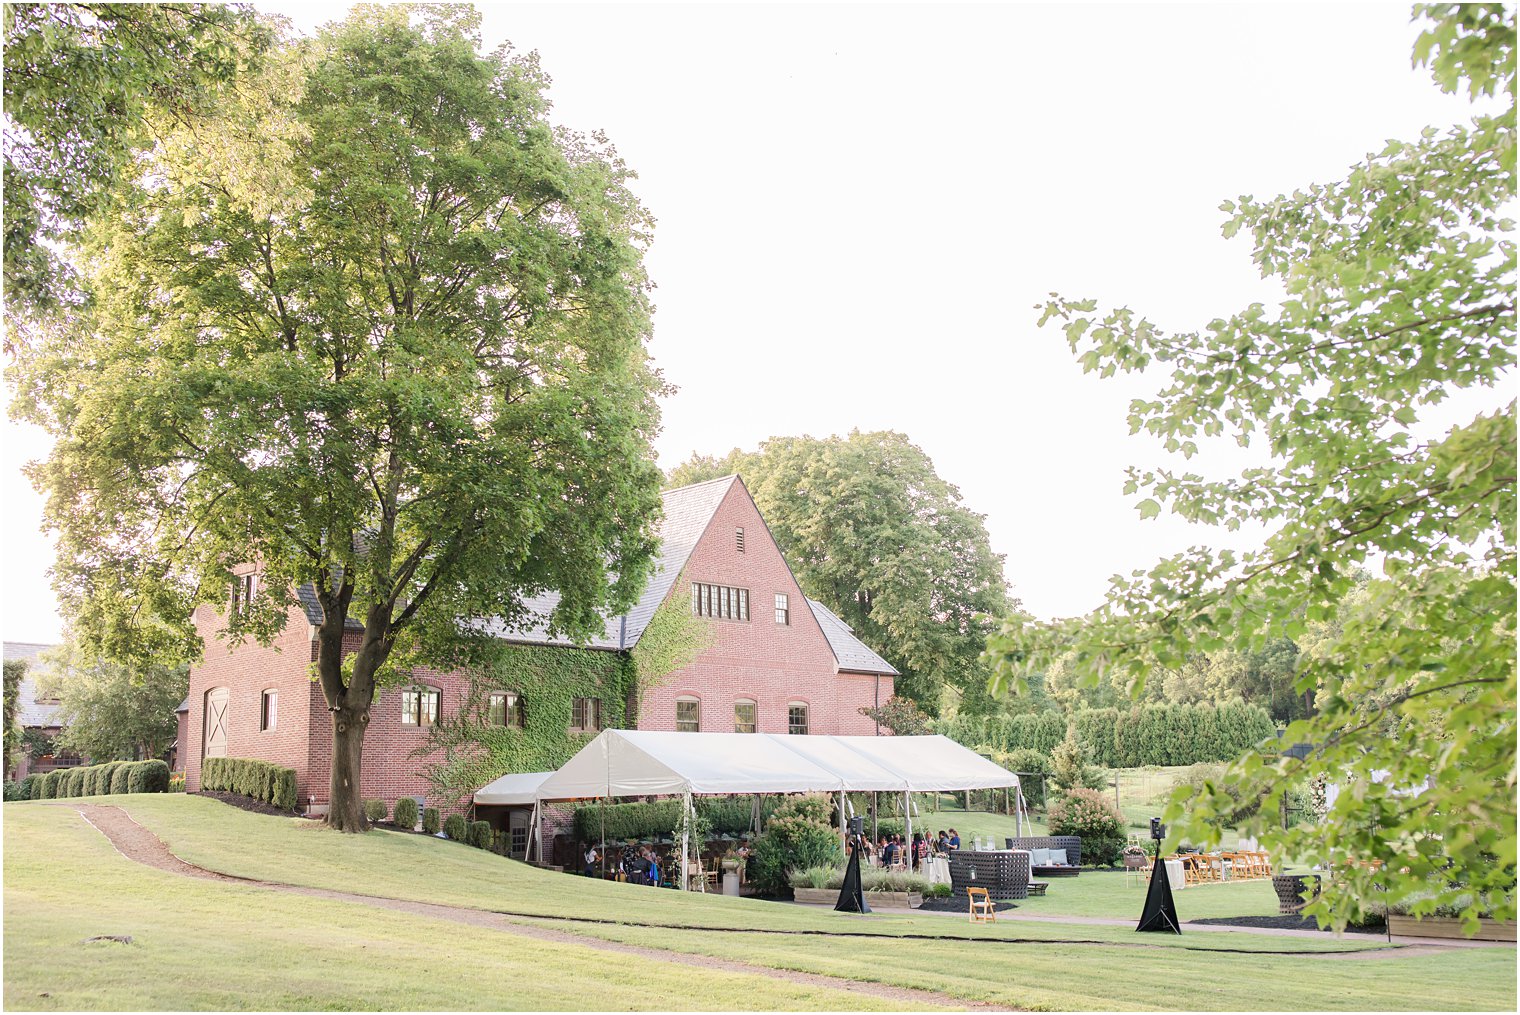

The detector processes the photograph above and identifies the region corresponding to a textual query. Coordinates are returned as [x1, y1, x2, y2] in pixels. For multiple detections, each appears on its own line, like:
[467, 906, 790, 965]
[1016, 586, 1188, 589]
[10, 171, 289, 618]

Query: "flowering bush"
[1048, 787, 1125, 867]
[750, 794, 841, 895]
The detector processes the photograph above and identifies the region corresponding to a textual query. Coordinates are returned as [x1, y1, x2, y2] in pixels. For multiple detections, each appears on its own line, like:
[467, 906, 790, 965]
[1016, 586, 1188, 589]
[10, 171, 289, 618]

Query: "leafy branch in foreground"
[986, 3, 1515, 932]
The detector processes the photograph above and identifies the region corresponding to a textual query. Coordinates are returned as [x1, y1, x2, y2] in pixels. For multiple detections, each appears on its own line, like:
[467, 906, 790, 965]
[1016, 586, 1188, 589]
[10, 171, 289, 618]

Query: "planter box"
[791, 887, 922, 908]
[1388, 915, 1518, 942]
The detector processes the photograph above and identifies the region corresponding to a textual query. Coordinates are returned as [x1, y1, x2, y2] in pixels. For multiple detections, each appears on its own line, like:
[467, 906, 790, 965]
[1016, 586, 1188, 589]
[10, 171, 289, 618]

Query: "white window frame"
[675, 696, 701, 733]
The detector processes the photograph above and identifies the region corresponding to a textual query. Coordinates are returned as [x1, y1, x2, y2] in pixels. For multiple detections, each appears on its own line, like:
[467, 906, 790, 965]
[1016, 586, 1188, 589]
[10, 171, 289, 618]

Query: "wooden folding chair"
[967, 886, 996, 924]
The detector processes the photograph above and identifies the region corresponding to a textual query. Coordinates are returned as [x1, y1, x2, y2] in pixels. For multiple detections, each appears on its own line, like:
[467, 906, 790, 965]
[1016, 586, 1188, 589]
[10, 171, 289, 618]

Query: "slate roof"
[3, 641, 62, 727]
[805, 599, 899, 676]
[475, 475, 738, 650]
[284, 474, 900, 677]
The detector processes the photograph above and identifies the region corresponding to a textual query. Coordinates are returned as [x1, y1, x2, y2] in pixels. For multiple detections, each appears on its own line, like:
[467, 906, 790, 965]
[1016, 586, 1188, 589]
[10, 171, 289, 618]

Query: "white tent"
[525, 730, 1022, 883]
[473, 770, 552, 806]
[532, 729, 1018, 801]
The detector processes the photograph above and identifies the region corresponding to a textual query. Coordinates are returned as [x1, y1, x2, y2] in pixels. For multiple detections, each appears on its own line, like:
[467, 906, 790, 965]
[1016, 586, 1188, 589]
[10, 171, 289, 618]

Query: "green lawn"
[3, 801, 913, 1012]
[7, 795, 1515, 1011]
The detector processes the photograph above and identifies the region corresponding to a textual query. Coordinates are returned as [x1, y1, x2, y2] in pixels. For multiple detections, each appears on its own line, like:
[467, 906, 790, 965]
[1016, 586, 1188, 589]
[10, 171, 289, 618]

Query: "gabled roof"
[3, 642, 61, 728]
[285, 475, 899, 678]
[806, 599, 898, 676]
[478, 475, 738, 651]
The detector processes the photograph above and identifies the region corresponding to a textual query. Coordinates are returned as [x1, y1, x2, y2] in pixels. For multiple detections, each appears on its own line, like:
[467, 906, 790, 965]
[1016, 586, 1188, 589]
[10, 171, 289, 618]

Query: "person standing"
[584, 843, 600, 878]
[948, 828, 961, 850]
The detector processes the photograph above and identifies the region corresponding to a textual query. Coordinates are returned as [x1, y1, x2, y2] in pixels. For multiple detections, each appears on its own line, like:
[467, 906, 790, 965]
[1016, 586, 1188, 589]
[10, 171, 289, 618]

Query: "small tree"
[857, 695, 934, 736]
[1048, 788, 1126, 867]
[34, 641, 186, 762]
[1049, 733, 1103, 796]
[749, 794, 842, 896]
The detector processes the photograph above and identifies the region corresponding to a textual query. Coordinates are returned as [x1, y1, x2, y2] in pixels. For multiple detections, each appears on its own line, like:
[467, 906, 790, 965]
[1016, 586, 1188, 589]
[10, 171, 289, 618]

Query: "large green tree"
[988, 4, 1515, 931]
[11, 6, 666, 831]
[670, 431, 1012, 711]
[2, 3, 268, 336]
[34, 640, 187, 762]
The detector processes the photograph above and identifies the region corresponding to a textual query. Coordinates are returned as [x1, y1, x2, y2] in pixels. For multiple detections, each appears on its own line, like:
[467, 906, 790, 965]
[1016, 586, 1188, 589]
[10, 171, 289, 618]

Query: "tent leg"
[839, 790, 847, 854]
[527, 801, 541, 863]
[680, 791, 692, 892]
[904, 791, 912, 866]
[871, 791, 878, 843]
[751, 795, 761, 835]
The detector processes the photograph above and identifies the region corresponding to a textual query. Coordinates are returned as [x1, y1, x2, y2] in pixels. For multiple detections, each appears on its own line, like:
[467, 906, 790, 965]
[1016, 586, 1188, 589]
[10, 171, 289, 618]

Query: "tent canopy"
[474, 770, 553, 806]
[531, 729, 1018, 802]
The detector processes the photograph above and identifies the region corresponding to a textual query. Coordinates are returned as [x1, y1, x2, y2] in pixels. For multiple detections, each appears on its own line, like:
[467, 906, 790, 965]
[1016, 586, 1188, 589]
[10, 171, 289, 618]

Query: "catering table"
[923, 855, 951, 886]
[1162, 858, 1186, 890]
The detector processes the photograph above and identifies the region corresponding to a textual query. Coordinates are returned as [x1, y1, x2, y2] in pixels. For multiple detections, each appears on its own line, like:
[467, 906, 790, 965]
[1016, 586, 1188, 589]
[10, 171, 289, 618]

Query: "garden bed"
[1190, 915, 1384, 935]
[193, 790, 301, 818]
[792, 887, 923, 908]
[1387, 915, 1517, 942]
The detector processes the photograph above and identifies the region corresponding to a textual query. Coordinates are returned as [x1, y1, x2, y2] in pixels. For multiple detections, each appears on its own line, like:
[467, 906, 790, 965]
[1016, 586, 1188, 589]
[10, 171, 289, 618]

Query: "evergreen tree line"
[938, 701, 1276, 768]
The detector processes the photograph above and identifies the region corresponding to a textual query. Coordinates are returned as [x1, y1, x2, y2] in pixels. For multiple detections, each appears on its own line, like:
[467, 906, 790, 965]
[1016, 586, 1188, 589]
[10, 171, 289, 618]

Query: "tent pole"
[680, 790, 692, 892]
[904, 791, 912, 863]
[527, 801, 541, 863]
[871, 791, 878, 843]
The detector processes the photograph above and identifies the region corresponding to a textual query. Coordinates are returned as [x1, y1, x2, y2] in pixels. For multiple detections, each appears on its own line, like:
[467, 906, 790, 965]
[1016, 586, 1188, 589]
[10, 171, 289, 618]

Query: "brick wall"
[184, 575, 316, 798]
[638, 480, 894, 736]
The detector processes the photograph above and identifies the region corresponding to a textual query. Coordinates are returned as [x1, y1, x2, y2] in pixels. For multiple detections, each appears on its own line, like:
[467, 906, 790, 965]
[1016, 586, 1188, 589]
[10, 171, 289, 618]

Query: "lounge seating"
[1006, 836, 1082, 876]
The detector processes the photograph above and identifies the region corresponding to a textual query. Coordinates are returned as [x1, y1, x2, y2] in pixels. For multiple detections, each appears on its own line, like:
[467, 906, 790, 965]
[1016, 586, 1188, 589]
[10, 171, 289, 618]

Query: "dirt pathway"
[73, 805, 1014, 1012]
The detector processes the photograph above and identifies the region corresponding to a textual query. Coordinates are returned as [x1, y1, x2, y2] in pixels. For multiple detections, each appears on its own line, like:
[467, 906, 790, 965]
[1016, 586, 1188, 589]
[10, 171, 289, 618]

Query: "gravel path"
[73, 805, 1015, 1012]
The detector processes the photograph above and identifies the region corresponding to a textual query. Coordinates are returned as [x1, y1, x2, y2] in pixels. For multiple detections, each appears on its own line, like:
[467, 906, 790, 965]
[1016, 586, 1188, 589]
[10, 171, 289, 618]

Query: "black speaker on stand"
[1136, 817, 1180, 934]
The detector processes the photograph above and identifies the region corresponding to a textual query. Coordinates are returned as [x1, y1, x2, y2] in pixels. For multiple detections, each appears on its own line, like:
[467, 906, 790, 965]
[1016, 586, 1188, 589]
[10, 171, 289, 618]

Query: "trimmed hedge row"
[570, 797, 757, 843]
[938, 702, 1276, 768]
[200, 757, 298, 810]
[8, 760, 169, 800]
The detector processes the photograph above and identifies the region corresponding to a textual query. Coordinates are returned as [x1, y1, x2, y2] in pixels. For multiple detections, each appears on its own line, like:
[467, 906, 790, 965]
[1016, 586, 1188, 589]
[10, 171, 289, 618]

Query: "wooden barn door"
[203, 688, 229, 759]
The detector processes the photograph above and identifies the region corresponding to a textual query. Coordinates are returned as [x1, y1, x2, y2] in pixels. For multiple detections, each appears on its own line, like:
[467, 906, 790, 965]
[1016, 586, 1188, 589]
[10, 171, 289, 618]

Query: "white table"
[1162, 858, 1186, 890]
[923, 855, 951, 885]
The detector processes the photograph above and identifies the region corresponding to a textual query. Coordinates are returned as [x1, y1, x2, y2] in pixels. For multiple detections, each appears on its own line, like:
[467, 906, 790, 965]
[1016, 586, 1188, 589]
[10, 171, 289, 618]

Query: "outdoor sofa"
[1006, 835, 1082, 877]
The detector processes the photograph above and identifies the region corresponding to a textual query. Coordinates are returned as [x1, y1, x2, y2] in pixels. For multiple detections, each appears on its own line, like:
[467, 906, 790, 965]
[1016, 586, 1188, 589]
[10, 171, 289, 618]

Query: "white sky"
[1, 1, 1503, 643]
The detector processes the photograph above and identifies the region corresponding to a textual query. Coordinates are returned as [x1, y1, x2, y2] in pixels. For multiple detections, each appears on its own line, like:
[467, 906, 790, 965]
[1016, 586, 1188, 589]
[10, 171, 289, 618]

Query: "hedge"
[938, 702, 1276, 768]
[18, 773, 41, 799]
[200, 757, 297, 809]
[63, 768, 85, 797]
[443, 814, 468, 841]
[468, 820, 492, 848]
[571, 797, 757, 843]
[394, 796, 419, 830]
[364, 799, 388, 823]
[22, 761, 170, 798]
[129, 760, 170, 794]
[422, 806, 441, 835]
[109, 763, 131, 794]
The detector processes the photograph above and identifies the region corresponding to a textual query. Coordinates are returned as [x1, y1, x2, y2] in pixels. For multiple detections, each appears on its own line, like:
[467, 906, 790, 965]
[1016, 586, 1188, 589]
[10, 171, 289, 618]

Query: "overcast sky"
[1, 1, 1501, 644]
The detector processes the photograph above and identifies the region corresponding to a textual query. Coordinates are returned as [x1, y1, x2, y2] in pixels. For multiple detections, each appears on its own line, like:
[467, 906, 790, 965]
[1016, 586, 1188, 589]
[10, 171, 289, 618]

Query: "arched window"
[401, 686, 441, 728]
[675, 695, 701, 733]
[787, 701, 809, 736]
[734, 699, 757, 734]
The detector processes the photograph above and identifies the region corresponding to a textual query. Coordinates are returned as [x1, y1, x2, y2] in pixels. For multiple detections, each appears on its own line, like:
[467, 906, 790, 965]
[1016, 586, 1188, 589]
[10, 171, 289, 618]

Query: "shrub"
[3, 780, 23, 801]
[926, 881, 952, 899]
[129, 759, 170, 794]
[785, 865, 930, 894]
[364, 799, 388, 823]
[200, 757, 296, 809]
[422, 806, 441, 835]
[1050, 733, 1104, 795]
[750, 794, 842, 895]
[468, 820, 492, 848]
[443, 814, 468, 841]
[43, 769, 65, 798]
[1048, 786, 1126, 867]
[19, 773, 41, 800]
[109, 763, 131, 794]
[63, 767, 86, 797]
[393, 796, 419, 830]
[788, 865, 837, 889]
[95, 762, 123, 795]
[571, 797, 756, 843]
[81, 766, 101, 796]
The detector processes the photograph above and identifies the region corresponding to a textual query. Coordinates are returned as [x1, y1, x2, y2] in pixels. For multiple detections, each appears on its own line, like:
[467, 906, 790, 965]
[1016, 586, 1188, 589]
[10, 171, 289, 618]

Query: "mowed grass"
[2, 803, 926, 1012]
[8, 795, 1515, 1011]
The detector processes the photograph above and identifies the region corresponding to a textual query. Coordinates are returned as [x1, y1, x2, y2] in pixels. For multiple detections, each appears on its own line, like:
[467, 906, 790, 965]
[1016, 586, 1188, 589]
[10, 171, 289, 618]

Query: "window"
[488, 691, 525, 730]
[571, 697, 601, 733]
[510, 825, 527, 857]
[691, 582, 749, 620]
[735, 527, 745, 553]
[230, 572, 256, 615]
[734, 699, 757, 734]
[676, 696, 700, 733]
[775, 593, 790, 625]
[401, 687, 440, 727]
[788, 702, 809, 736]
[260, 689, 277, 732]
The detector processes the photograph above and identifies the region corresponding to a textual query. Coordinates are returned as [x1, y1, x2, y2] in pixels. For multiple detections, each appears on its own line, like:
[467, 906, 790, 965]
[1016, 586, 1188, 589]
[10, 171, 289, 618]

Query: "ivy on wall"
[421, 574, 713, 807]
[630, 574, 713, 692]
[419, 642, 635, 809]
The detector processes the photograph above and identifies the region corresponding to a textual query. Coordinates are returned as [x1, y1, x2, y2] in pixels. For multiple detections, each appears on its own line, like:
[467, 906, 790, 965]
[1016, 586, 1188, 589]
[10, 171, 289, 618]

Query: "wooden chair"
[967, 886, 996, 924]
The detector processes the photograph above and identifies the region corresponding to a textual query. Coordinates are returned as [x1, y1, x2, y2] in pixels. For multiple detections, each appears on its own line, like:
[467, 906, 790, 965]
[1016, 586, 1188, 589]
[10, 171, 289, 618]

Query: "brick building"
[183, 475, 897, 815]
[3, 641, 85, 780]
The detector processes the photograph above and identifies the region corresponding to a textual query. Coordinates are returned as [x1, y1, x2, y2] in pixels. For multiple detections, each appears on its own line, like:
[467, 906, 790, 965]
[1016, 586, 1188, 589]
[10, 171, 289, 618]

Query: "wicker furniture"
[1005, 836, 1082, 876]
[949, 849, 1031, 900]
[1272, 873, 1321, 914]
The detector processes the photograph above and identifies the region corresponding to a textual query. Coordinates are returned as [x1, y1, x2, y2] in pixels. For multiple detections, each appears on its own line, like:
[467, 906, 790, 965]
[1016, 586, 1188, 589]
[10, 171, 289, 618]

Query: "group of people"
[855, 828, 962, 871]
[582, 842, 750, 887]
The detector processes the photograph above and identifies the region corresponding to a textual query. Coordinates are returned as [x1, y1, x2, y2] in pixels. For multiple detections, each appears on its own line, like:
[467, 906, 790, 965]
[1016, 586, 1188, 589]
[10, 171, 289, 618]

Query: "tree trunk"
[328, 705, 370, 832]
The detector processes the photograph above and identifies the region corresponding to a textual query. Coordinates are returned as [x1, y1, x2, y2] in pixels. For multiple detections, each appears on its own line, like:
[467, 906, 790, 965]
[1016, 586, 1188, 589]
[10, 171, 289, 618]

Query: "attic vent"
[735, 527, 745, 553]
